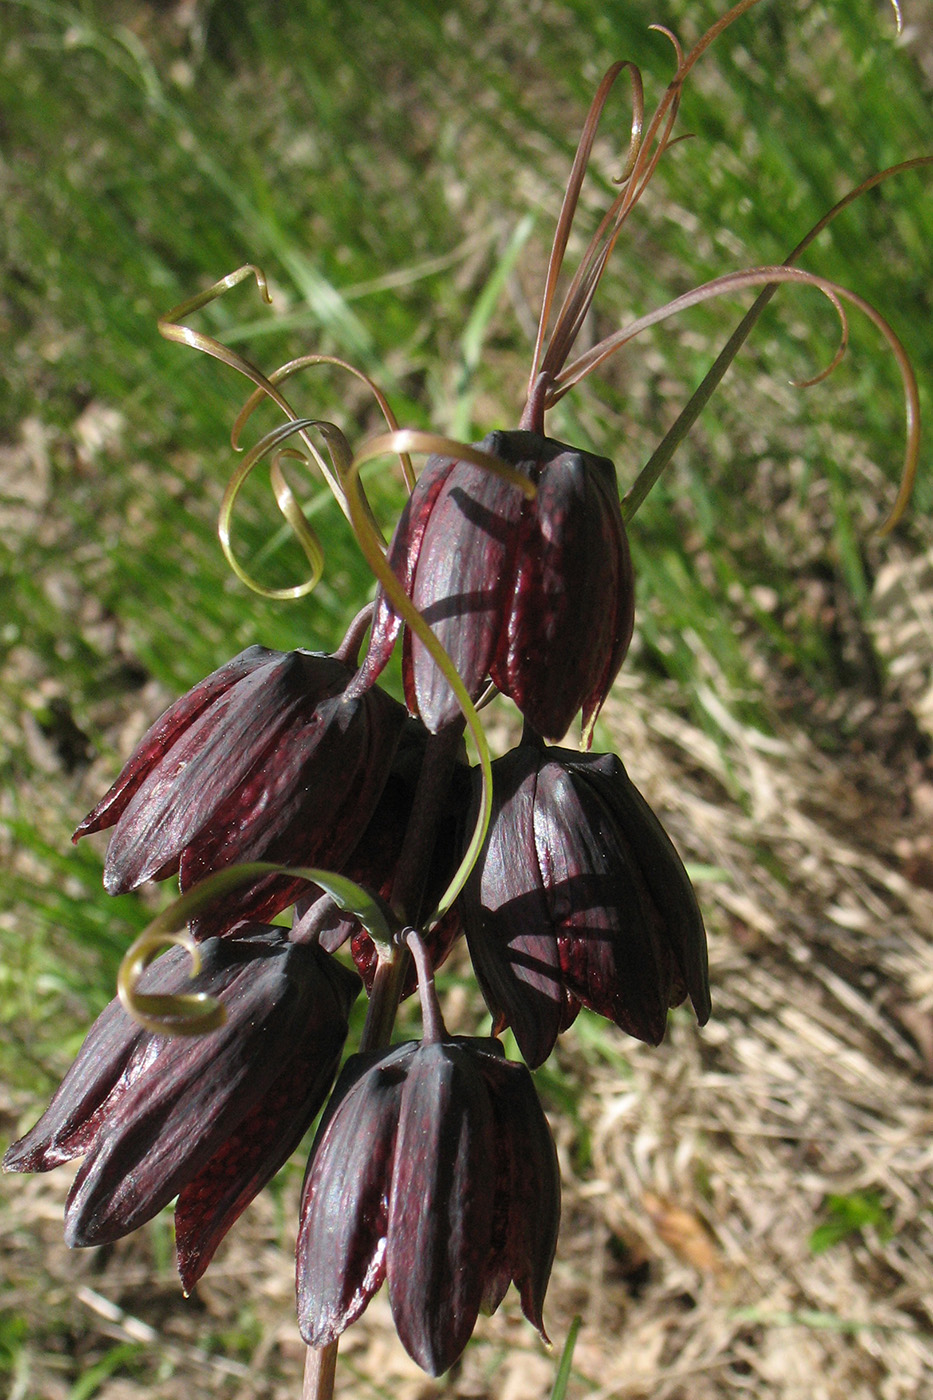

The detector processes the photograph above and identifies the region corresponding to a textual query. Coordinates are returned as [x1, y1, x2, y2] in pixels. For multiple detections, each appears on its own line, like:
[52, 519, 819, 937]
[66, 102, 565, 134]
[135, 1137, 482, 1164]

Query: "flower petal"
[297, 1045, 411, 1347]
[405, 449, 526, 730]
[535, 758, 671, 1046]
[571, 753, 710, 1023]
[492, 442, 633, 741]
[462, 747, 566, 1069]
[350, 455, 457, 700]
[482, 1054, 560, 1335]
[73, 647, 279, 842]
[387, 1041, 496, 1375]
[174, 944, 360, 1292]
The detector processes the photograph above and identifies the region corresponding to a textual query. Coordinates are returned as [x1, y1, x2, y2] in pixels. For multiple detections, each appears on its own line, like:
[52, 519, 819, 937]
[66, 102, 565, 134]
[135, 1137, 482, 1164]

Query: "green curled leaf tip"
[118, 928, 225, 1037]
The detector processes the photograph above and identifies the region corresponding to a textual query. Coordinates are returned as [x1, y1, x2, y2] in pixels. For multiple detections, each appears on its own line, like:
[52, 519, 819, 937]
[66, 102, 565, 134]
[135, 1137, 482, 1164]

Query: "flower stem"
[405, 929, 446, 1043]
[334, 601, 376, 667]
[360, 946, 412, 1052]
[300, 721, 466, 1399]
[302, 1337, 338, 1400]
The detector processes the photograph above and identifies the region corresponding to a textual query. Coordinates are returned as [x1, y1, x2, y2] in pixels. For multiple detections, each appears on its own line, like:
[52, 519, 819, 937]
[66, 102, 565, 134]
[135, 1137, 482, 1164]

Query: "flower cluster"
[7, 3, 915, 1390]
[0, 19, 727, 1380]
[5, 459, 706, 1379]
[7, 440, 705, 1372]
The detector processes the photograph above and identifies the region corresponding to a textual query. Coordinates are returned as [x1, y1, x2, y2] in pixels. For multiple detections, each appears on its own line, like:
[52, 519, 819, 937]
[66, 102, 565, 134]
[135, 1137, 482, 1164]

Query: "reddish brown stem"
[302, 1338, 338, 1400]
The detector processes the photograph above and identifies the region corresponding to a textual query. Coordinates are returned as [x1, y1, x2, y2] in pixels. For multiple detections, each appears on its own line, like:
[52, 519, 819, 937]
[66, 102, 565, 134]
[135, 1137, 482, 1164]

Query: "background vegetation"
[2, 2, 932, 1398]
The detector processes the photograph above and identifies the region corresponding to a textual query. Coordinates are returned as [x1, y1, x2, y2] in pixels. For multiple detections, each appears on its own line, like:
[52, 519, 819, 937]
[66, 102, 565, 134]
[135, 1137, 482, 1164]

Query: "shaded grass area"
[2, 1, 932, 1396]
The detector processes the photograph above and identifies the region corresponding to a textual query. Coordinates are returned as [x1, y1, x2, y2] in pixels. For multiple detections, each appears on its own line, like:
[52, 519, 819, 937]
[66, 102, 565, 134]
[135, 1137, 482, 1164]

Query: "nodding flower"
[460, 736, 710, 1068]
[3, 929, 361, 1293]
[354, 429, 634, 745]
[74, 645, 408, 937]
[296, 1034, 559, 1376]
[14, 1, 921, 1389]
[296, 716, 470, 995]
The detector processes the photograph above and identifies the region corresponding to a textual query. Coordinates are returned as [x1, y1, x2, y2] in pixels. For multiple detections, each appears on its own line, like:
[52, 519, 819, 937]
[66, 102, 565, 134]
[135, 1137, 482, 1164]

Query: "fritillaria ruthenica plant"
[5, 2, 925, 1394]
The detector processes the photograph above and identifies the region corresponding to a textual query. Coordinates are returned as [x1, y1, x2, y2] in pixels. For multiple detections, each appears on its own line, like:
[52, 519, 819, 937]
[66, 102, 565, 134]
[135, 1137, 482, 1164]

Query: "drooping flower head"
[296, 1034, 560, 1376]
[74, 645, 407, 937]
[460, 736, 710, 1068]
[4, 928, 361, 1292]
[354, 430, 634, 744]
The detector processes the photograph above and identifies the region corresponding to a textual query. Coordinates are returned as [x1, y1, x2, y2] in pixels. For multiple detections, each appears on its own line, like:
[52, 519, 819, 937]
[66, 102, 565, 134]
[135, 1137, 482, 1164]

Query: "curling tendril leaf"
[117, 861, 396, 1036]
[158, 265, 354, 528]
[617, 155, 933, 529]
[231, 354, 416, 492]
[343, 430, 537, 921]
[218, 419, 330, 599]
[117, 929, 223, 1037]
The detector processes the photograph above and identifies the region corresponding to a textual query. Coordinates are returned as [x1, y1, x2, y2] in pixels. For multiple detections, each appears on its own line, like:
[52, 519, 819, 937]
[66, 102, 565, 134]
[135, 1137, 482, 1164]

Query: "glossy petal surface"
[298, 1047, 409, 1346]
[461, 746, 567, 1068]
[354, 432, 634, 740]
[492, 443, 634, 740]
[296, 1037, 559, 1376]
[387, 1042, 496, 1374]
[173, 942, 359, 1291]
[461, 741, 709, 1064]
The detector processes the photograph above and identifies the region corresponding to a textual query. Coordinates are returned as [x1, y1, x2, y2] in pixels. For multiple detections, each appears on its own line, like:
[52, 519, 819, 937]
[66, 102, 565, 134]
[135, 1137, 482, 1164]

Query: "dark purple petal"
[73, 647, 279, 842]
[479, 1054, 560, 1334]
[535, 758, 671, 1046]
[387, 1041, 496, 1375]
[579, 463, 635, 737]
[461, 747, 567, 1069]
[570, 753, 710, 1023]
[297, 1045, 412, 1348]
[174, 944, 359, 1292]
[404, 440, 527, 731]
[63, 931, 330, 1247]
[350, 456, 458, 702]
[492, 444, 633, 740]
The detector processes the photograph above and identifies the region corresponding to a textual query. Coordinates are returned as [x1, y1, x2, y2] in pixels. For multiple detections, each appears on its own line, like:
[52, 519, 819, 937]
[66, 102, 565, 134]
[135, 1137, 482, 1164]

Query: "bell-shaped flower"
[74, 645, 407, 936]
[4, 928, 360, 1292]
[353, 430, 634, 741]
[297, 718, 469, 995]
[296, 1035, 559, 1377]
[460, 738, 710, 1068]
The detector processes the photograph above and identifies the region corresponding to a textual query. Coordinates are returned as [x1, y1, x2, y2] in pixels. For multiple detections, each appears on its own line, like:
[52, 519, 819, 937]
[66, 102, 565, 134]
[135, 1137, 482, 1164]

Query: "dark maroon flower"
[74, 646, 407, 936]
[353, 430, 634, 741]
[296, 719, 470, 995]
[4, 928, 360, 1292]
[460, 739, 710, 1068]
[296, 1036, 559, 1376]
